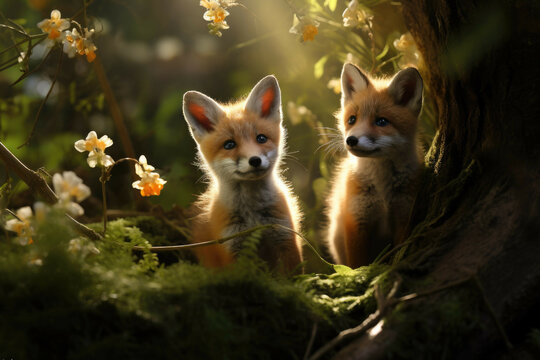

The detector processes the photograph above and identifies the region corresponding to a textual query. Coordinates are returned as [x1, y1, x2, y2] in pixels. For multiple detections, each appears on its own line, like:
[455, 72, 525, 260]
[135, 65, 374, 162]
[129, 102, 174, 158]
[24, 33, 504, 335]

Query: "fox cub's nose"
[346, 136, 358, 147]
[249, 156, 262, 168]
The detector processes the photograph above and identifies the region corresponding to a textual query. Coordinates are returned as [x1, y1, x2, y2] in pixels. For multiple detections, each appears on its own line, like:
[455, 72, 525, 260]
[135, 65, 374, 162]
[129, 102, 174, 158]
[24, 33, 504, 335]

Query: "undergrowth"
[0, 214, 389, 359]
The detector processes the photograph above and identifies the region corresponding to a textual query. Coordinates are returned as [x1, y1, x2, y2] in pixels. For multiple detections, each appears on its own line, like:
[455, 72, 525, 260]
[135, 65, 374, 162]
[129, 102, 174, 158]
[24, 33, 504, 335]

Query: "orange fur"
[326, 64, 423, 268]
[188, 103, 213, 131]
[183, 76, 303, 274]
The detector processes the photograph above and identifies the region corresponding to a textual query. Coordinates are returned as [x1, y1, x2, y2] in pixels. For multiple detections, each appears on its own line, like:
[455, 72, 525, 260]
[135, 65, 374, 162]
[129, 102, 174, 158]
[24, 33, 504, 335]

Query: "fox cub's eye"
[348, 115, 356, 125]
[256, 134, 267, 144]
[223, 140, 236, 150]
[375, 117, 389, 127]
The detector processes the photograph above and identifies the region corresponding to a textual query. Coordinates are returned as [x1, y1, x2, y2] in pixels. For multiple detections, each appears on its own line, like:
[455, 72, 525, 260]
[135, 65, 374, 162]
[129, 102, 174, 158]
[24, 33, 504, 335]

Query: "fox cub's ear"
[245, 75, 282, 121]
[387, 67, 423, 116]
[341, 63, 370, 107]
[183, 91, 225, 140]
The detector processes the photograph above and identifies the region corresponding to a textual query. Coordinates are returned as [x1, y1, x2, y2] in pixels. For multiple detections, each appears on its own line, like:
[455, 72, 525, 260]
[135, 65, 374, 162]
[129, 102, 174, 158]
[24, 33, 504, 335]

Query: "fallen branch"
[309, 280, 401, 360]
[308, 277, 473, 360]
[0, 140, 102, 240]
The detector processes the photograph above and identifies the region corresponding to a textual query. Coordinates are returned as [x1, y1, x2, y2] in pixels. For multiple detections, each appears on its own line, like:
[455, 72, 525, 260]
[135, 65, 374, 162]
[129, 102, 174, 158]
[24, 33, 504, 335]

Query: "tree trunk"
[333, 0, 540, 358]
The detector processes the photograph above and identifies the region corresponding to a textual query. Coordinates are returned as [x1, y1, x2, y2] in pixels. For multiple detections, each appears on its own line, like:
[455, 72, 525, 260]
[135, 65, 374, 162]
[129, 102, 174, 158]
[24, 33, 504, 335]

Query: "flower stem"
[100, 167, 108, 234]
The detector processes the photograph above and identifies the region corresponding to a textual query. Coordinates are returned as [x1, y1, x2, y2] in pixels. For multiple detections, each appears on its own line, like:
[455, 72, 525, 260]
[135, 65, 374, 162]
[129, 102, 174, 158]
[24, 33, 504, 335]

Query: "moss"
[0, 215, 388, 359]
[384, 286, 481, 359]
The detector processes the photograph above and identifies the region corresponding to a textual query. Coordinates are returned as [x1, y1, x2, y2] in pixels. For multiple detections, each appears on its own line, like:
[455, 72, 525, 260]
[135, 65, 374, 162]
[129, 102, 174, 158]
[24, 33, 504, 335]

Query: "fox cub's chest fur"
[183, 75, 302, 273]
[217, 180, 296, 264]
[327, 63, 423, 268]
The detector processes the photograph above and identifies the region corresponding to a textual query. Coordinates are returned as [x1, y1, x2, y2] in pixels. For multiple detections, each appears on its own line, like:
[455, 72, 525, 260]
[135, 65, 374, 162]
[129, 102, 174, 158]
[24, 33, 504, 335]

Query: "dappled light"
[0, 0, 538, 359]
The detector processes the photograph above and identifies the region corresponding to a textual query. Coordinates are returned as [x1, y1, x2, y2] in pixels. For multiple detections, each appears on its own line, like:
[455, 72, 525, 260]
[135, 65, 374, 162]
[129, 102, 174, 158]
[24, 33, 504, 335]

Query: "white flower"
[201, 0, 230, 23]
[327, 78, 341, 94]
[208, 21, 230, 37]
[74, 131, 114, 168]
[62, 29, 79, 58]
[52, 171, 91, 217]
[342, 1, 372, 29]
[37, 9, 70, 49]
[200, 0, 232, 36]
[5, 206, 34, 245]
[394, 32, 421, 68]
[62, 28, 98, 62]
[135, 155, 155, 175]
[132, 155, 167, 197]
[18, 52, 26, 63]
[289, 14, 320, 42]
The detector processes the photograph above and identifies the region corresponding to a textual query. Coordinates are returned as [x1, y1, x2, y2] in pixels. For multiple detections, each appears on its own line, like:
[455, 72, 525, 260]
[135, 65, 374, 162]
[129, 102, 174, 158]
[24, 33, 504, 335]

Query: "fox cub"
[326, 63, 423, 268]
[182, 75, 303, 273]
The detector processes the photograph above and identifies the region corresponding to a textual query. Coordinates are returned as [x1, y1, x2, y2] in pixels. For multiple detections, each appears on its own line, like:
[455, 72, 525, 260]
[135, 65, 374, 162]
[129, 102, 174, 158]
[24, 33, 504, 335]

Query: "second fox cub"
[326, 63, 424, 268]
[182, 75, 303, 273]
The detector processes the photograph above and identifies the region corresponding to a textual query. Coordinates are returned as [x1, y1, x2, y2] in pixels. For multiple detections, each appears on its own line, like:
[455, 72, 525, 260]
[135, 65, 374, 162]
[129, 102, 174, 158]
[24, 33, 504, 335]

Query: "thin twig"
[303, 323, 318, 360]
[70, 0, 96, 22]
[131, 223, 277, 252]
[104, 157, 139, 173]
[309, 310, 381, 360]
[0, 34, 46, 58]
[4, 208, 22, 221]
[11, 43, 52, 86]
[0, 140, 102, 240]
[0, 142, 57, 203]
[18, 51, 63, 148]
[0, 60, 18, 72]
[65, 213, 101, 240]
[131, 222, 334, 270]
[0, 23, 29, 37]
[93, 56, 137, 179]
[100, 167, 108, 234]
[394, 277, 471, 303]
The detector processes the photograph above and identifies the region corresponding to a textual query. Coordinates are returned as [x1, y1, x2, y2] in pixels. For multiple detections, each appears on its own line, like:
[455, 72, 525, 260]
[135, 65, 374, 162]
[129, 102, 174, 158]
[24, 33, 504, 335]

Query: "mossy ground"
[0, 215, 389, 360]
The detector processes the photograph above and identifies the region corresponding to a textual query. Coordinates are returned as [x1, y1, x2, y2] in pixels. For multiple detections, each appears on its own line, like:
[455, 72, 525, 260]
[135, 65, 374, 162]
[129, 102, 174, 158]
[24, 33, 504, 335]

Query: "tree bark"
[333, 0, 540, 358]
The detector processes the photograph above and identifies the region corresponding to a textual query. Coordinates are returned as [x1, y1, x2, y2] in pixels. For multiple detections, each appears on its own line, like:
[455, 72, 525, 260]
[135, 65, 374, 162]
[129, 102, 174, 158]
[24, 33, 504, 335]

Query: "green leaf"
[324, 0, 338, 11]
[314, 55, 329, 79]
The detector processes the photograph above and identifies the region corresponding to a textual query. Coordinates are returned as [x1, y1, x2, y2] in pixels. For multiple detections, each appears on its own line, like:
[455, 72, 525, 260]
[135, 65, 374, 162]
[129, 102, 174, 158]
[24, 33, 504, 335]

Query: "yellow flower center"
[302, 25, 318, 42]
[85, 139, 107, 152]
[140, 182, 164, 197]
[48, 28, 61, 39]
[213, 8, 227, 23]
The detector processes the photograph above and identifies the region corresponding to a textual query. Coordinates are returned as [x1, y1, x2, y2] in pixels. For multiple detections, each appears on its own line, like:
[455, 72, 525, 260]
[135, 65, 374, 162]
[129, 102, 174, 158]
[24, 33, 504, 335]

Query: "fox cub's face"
[183, 76, 282, 181]
[339, 63, 423, 158]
